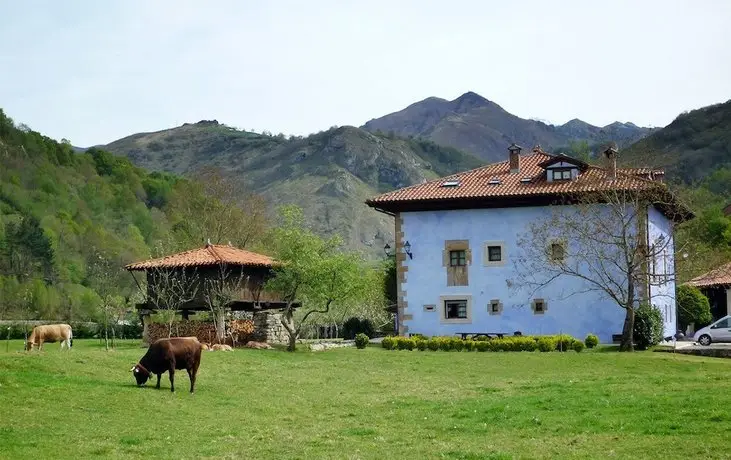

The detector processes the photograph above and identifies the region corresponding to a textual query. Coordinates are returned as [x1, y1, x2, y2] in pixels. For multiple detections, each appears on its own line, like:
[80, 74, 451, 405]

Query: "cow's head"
[25, 340, 34, 351]
[131, 364, 150, 386]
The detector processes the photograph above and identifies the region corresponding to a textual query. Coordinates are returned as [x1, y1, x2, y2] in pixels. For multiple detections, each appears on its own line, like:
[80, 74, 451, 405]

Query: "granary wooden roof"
[365, 149, 684, 218]
[686, 262, 731, 289]
[125, 244, 275, 271]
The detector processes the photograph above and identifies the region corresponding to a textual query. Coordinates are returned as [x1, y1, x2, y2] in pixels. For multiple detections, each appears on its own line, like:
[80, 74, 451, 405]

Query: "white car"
[693, 315, 731, 346]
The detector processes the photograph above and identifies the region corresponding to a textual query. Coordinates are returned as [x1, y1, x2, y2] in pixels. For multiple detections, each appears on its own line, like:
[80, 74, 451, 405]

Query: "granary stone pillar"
[726, 288, 731, 316]
[139, 311, 151, 344]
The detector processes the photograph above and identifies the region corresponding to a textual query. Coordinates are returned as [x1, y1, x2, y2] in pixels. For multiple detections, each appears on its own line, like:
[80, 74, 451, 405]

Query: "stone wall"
[252, 312, 288, 344]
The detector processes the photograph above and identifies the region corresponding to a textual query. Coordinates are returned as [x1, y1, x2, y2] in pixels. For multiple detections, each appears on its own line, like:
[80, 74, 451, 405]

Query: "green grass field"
[1, 340, 730, 459]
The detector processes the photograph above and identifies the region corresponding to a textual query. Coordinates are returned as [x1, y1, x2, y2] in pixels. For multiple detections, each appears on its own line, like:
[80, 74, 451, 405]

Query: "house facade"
[367, 145, 691, 343]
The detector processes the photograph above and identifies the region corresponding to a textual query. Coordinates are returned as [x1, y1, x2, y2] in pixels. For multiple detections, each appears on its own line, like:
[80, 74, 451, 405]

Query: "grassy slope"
[105, 123, 484, 256]
[2, 340, 731, 459]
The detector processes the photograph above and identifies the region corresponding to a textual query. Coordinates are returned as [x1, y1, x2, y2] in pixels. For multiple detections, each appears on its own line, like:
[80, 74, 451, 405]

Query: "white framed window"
[531, 298, 548, 315]
[440, 295, 472, 324]
[483, 241, 506, 266]
[549, 240, 566, 262]
[488, 299, 503, 315]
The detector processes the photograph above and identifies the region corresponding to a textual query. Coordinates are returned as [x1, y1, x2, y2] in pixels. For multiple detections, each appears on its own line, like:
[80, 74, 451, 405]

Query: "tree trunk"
[620, 276, 636, 352]
[287, 332, 297, 352]
[280, 308, 297, 352]
[620, 307, 635, 352]
[214, 309, 226, 343]
[104, 308, 109, 351]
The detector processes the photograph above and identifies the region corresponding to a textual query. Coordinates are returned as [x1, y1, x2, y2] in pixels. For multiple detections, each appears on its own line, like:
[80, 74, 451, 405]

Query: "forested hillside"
[0, 109, 267, 322]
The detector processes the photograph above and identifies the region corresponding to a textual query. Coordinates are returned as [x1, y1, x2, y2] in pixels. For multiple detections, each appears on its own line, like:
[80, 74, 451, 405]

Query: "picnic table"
[457, 332, 507, 340]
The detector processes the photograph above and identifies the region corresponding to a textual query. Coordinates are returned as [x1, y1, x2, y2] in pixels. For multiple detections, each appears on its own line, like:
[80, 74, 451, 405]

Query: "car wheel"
[698, 334, 712, 346]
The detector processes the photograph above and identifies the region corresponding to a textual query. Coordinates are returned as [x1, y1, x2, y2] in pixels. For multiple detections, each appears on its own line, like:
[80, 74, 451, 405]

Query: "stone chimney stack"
[603, 146, 618, 179]
[508, 143, 522, 174]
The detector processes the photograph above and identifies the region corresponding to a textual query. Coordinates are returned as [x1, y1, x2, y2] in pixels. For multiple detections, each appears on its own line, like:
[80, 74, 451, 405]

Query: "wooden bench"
[457, 332, 506, 340]
[612, 334, 623, 344]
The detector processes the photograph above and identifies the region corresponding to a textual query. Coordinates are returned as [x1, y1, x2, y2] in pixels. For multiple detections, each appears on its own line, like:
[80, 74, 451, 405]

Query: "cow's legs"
[187, 367, 196, 393]
[155, 373, 161, 389]
[169, 366, 175, 393]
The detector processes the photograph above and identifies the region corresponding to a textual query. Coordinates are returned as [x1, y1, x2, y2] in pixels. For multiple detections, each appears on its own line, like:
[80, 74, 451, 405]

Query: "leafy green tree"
[265, 206, 372, 351]
[676, 285, 712, 330]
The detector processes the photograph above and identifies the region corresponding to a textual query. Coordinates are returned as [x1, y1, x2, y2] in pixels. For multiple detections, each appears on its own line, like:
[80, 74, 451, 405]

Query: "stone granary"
[125, 242, 298, 344]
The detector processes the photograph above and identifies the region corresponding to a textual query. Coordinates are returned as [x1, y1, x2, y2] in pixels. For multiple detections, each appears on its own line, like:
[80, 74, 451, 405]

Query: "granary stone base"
[230, 311, 288, 344]
[252, 311, 288, 344]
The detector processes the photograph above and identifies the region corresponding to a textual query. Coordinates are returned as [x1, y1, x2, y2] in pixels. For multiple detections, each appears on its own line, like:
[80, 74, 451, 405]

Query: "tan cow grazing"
[26, 324, 73, 351]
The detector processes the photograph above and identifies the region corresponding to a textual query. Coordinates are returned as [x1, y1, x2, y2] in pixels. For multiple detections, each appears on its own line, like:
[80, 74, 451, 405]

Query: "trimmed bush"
[380, 334, 582, 353]
[584, 334, 599, 349]
[555, 335, 576, 352]
[397, 336, 415, 350]
[633, 304, 664, 350]
[572, 340, 585, 352]
[354, 333, 369, 349]
[537, 337, 556, 352]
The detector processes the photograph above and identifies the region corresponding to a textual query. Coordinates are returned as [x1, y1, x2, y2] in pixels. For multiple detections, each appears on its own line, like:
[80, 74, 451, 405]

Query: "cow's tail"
[68, 328, 73, 348]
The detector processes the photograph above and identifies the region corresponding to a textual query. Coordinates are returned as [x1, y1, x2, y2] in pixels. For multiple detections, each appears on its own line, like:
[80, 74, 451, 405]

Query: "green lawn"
[1, 340, 730, 459]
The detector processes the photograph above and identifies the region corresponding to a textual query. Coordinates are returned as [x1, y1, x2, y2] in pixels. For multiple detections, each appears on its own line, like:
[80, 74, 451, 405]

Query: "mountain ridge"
[362, 91, 654, 161]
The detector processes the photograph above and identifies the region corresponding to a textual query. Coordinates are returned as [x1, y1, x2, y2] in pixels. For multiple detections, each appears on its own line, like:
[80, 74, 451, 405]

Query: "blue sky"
[1, 0, 730, 147]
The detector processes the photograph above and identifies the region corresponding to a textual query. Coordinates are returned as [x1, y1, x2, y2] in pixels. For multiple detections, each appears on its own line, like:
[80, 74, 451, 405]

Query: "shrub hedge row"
[381, 334, 586, 352]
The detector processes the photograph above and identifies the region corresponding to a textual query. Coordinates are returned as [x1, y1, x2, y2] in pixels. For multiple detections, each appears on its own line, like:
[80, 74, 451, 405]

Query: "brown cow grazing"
[131, 337, 202, 393]
[210, 343, 233, 352]
[26, 324, 73, 351]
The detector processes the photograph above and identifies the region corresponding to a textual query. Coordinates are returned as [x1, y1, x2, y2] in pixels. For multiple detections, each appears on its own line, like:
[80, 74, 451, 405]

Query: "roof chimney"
[206, 238, 212, 246]
[603, 146, 618, 179]
[532, 144, 543, 154]
[508, 143, 522, 174]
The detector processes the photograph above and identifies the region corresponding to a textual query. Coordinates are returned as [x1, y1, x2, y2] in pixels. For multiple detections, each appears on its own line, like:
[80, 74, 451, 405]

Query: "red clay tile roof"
[125, 244, 275, 271]
[685, 262, 731, 288]
[366, 152, 667, 209]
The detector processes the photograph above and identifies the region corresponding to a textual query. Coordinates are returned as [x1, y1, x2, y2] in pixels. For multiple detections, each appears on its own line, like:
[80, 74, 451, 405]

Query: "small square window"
[531, 298, 547, 315]
[450, 250, 466, 267]
[550, 242, 565, 261]
[445, 300, 468, 319]
[489, 299, 502, 315]
[562, 170, 571, 180]
[487, 246, 502, 262]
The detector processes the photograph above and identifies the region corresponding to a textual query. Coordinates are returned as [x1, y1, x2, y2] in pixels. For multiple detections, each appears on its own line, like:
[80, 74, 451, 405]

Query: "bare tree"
[202, 264, 251, 343]
[169, 167, 269, 249]
[511, 187, 692, 351]
[88, 250, 123, 351]
[145, 268, 199, 338]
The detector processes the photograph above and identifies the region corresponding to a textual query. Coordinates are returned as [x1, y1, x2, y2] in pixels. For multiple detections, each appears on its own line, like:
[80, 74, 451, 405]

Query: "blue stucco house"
[367, 144, 692, 343]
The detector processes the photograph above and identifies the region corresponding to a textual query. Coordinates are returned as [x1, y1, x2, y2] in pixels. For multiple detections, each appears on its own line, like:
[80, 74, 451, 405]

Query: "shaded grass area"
[1, 340, 730, 459]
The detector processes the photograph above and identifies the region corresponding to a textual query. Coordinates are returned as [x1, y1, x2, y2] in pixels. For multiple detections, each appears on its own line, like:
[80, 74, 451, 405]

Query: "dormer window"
[551, 169, 573, 181]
